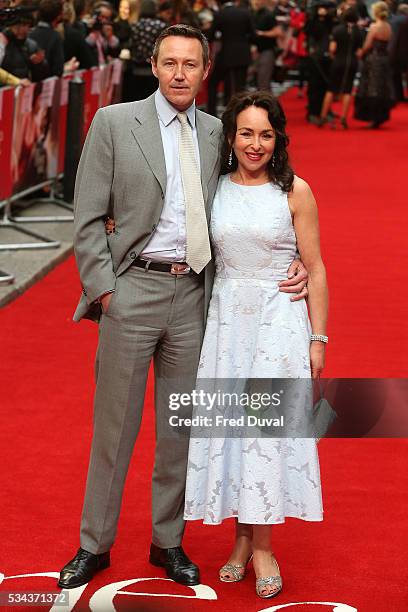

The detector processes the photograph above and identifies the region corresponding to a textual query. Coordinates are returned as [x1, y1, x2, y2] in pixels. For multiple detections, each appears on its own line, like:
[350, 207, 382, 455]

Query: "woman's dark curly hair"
[220, 91, 294, 193]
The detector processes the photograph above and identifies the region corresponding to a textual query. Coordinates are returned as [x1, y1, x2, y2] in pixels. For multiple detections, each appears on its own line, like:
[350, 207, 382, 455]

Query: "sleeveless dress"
[328, 23, 363, 94]
[354, 39, 393, 126]
[183, 175, 323, 525]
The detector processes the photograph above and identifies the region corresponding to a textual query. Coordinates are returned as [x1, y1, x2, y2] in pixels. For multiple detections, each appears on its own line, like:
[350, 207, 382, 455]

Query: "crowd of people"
[1, 0, 407, 128]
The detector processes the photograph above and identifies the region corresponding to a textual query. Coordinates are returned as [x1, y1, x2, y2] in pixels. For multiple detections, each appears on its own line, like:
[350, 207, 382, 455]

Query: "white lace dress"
[184, 174, 323, 525]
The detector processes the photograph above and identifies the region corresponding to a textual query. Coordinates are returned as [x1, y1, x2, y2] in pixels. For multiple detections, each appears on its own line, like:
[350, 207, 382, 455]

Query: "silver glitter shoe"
[255, 555, 282, 599]
[219, 554, 253, 583]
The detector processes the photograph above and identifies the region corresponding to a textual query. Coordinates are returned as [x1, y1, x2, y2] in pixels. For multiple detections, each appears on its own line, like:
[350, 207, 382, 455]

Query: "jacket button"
[130, 251, 136, 259]
[152, 224, 156, 232]
[83, 289, 87, 296]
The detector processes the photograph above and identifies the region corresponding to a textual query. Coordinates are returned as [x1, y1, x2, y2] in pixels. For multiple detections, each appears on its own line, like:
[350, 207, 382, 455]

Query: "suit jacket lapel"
[131, 94, 167, 195]
[196, 111, 219, 209]
[131, 97, 219, 212]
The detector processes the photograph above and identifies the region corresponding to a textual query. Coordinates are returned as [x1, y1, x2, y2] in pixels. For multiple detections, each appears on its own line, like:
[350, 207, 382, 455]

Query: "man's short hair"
[38, 0, 63, 23]
[158, 1, 172, 11]
[94, 1, 114, 14]
[397, 3, 408, 15]
[152, 24, 210, 68]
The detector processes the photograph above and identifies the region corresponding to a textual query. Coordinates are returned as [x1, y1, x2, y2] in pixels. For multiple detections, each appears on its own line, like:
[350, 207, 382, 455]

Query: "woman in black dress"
[126, 0, 167, 101]
[114, 0, 140, 49]
[354, 1, 393, 128]
[319, 8, 364, 128]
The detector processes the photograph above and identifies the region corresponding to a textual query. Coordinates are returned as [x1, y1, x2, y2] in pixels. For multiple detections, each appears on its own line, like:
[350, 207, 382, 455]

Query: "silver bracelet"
[310, 334, 328, 343]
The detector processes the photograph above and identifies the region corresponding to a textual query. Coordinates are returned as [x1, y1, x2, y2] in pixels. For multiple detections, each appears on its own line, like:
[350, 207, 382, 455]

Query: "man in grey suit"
[58, 24, 307, 590]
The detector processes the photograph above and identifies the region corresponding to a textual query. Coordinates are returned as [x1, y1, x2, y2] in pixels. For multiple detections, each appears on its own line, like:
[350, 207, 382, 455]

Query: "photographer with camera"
[85, 1, 120, 66]
[0, 7, 48, 84]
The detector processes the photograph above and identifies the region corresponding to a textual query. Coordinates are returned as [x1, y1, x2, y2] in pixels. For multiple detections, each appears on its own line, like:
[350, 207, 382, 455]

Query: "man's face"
[251, 0, 267, 10]
[10, 23, 30, 40]
[158, 8, 172, 22]
[151, 36, 210, 111]
[99, 6, 112, 23]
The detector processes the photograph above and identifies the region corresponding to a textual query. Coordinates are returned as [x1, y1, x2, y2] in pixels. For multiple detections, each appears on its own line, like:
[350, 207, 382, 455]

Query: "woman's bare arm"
[288, 176, 329, 377]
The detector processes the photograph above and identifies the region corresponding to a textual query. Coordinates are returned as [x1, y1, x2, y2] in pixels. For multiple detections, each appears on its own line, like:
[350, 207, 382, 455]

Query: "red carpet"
[283, 88, 408, 377]
[1, 91, 408, 611]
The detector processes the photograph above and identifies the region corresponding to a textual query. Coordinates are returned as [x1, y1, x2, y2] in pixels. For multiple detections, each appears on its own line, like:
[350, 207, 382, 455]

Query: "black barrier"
[63, 77, 85, 203]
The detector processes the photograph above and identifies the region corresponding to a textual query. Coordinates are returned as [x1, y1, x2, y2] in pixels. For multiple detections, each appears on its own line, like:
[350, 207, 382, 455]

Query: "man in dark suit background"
[28, 0, 65, 76]
[252, 0, 282, 91]
[207, 0, 255, 116]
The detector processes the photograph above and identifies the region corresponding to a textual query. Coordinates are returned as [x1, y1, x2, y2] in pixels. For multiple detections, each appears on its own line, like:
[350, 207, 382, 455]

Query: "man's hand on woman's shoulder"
[279, 259, 309, 301]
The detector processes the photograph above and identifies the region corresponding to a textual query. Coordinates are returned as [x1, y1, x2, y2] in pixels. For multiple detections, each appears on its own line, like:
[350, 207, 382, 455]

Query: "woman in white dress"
[184, 91, 328, 599]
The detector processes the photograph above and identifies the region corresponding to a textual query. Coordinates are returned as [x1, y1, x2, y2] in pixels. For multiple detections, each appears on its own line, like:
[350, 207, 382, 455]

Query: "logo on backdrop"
[0, 571, 357, 611]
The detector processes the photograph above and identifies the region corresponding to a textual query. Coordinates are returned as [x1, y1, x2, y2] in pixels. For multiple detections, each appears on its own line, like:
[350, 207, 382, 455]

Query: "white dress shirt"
[139, 88, 201, 262]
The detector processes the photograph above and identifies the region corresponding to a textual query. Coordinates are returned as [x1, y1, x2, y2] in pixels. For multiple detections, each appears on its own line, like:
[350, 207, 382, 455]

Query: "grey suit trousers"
[80, 264, 205, 553]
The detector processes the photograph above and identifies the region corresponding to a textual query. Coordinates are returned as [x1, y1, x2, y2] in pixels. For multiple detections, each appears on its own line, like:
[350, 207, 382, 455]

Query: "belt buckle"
[170, 263, 191, 275]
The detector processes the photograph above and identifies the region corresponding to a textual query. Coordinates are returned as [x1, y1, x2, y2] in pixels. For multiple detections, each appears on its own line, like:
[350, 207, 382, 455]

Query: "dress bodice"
[372, 38, 389, 55]
[210, 174, 297, 281]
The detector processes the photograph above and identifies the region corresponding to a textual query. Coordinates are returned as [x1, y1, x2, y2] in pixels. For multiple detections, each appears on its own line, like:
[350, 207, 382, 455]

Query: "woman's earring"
[228, 149, 233, 167]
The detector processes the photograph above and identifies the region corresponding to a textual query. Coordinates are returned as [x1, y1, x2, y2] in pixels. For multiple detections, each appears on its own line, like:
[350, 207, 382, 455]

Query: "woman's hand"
[64, 56, 79, 73]
[105, 216, 116, 234]
[30, 49, 45, 65]
[310, 342, 325, 379]
[120, 48, 131, 60]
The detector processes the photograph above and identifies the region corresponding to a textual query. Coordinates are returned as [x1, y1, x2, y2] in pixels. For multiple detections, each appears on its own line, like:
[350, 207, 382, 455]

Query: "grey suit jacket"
[73, 92, 223, 323]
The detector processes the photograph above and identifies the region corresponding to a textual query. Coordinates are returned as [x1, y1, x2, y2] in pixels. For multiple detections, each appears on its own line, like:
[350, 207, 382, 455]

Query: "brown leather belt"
[133, 257, 193, 275]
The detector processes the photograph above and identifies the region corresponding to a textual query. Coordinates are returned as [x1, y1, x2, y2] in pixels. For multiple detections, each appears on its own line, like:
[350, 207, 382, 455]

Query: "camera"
[90, 8, 112, 31]
[0, 6, 36, 27]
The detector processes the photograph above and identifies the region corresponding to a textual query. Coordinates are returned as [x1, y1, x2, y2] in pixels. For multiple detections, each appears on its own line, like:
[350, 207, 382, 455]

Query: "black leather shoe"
[149, 544, 200, 586]
[57, 548, 110, 589]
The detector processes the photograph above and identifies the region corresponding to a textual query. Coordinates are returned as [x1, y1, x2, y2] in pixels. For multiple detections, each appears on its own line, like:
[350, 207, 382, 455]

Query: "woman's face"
[232, 106, 276, 176]
[119, 0, 130, 20]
